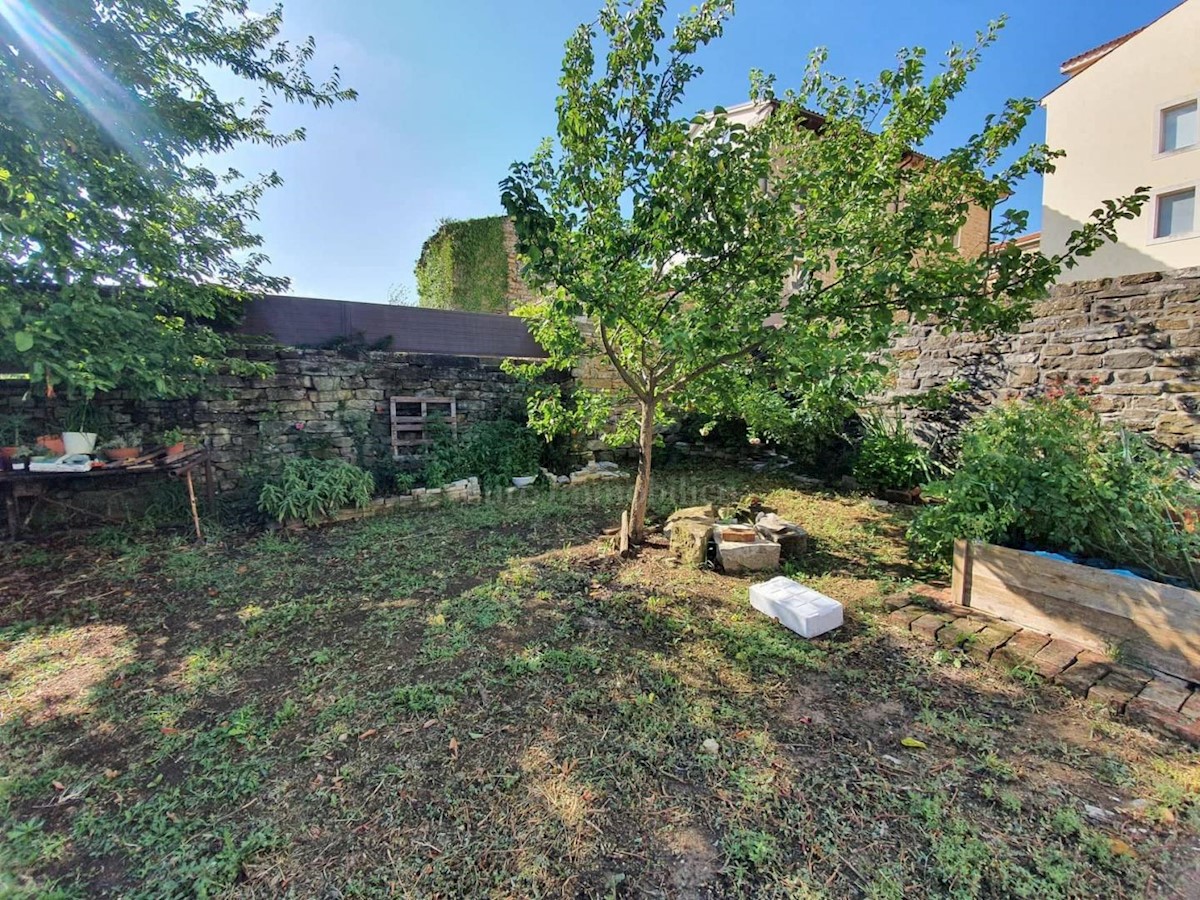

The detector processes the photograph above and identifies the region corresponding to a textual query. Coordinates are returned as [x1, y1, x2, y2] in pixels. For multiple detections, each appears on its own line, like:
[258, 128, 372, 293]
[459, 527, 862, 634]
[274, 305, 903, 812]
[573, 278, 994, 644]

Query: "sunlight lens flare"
[0, 0, 156, 165]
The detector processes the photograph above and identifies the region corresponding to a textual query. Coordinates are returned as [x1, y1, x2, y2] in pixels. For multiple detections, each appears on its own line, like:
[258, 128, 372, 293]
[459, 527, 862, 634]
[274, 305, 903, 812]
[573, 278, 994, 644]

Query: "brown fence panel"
[238, 295, 546, 359]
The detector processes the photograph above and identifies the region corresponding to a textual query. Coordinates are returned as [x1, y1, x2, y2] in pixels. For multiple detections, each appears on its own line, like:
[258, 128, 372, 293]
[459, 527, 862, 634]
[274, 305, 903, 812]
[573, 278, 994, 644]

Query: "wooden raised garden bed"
[951, 540, 1200, 683]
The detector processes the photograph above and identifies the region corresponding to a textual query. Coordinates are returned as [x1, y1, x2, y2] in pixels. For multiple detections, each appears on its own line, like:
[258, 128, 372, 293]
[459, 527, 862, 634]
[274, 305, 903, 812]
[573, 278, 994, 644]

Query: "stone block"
[964, 623, 1020, 662]
[716, 537, 780, 574]
[1030, 638, 1084, 679]
[670, 520, 712, 568]
[1054, 650, 1111, 697]
[749, 576, 843, 638]
[910, 612, 952, 641]
[1087, 670, 1150, 713]
[886, 606, 927, 630]
[991, 629, 1052, 672]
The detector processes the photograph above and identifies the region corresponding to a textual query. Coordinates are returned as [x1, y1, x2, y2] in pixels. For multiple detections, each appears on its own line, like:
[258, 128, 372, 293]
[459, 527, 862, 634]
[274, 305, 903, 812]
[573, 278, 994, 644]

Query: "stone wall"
[886, 267, 1200, 456]
[0, 348, 564, 492]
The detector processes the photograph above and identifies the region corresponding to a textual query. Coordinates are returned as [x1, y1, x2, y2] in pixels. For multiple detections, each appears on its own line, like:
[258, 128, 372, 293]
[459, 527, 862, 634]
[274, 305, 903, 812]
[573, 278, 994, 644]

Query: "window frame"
[1148, 182, 1198, 245]
[1154, 95, 1199, 158]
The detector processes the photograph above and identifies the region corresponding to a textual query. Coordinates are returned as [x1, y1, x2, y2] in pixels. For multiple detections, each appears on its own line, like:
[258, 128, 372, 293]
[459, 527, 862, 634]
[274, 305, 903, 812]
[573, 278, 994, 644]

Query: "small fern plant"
[258, 458, 374, 525]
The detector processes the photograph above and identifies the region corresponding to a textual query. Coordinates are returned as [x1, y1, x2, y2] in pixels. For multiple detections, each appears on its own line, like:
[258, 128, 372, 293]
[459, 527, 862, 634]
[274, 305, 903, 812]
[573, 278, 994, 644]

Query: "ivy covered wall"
[415, 216, 510, 314]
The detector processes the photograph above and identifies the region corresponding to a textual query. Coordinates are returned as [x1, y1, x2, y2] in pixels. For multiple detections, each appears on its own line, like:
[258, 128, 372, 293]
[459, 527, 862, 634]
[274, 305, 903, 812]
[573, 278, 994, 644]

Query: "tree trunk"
[627, 398, 655, 544]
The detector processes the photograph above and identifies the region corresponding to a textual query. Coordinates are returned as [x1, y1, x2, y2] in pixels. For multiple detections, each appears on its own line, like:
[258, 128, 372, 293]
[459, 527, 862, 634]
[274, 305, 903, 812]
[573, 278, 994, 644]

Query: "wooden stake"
[619, 510, 630, 557]
[185, 469, 204, 543]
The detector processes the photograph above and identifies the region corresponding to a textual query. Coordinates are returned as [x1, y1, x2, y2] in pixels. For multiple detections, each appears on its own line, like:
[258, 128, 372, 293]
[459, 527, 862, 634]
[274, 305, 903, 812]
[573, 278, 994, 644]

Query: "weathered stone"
[964, 623, 1020, 662]
[909, 612, 951, 641]
[1030, 638, 1084, 679]
[886, 606, 927, 630]
[715, 537, 780, 574]
[1055, 651, 1112, 697]
[1088, 670, 1150, 713]
[671, 520, 713, 568]
[991, 629, 1052, 672]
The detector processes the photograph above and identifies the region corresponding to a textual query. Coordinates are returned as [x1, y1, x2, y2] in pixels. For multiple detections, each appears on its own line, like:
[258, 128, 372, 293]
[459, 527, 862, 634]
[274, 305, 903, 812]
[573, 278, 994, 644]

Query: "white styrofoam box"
[749, 576, 843, 638]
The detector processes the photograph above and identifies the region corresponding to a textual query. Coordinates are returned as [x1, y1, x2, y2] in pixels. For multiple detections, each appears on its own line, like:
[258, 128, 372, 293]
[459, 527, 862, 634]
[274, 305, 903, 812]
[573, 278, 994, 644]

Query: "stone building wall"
[884, 267, 1200, 456]
[0, 348, 564, 491]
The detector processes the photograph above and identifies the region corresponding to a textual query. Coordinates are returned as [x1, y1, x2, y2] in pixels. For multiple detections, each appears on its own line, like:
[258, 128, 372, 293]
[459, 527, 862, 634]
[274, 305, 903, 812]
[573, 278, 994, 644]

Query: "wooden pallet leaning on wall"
[390, 396, 457, 458]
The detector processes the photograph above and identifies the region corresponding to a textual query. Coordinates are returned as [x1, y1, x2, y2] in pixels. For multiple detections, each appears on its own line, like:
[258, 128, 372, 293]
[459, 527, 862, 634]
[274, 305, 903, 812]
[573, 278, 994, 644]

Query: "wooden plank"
[971, 542, 1200, 624]
[951, 539, 972, 607]
[965, 560, 1200, 683]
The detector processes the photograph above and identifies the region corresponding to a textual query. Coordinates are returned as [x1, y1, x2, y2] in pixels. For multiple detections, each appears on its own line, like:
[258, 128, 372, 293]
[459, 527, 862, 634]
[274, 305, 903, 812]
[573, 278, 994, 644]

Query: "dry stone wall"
[0, 348, 563, 492]
[885, 267, 1200, 457]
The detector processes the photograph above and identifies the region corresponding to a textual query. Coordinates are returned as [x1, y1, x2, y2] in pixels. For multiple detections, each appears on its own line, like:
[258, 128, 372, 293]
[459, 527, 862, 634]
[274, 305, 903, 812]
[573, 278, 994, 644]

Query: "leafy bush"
[909, 395, 1200, 586]
[853, 412, 939, 493]
[258, 458, 374, 525]
[369, 457, 416, 495]
[422, 416, 542, 490]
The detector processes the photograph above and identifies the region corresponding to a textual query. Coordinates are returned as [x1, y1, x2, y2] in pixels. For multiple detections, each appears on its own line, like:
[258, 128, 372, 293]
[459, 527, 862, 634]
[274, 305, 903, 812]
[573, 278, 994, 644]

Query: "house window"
[1154, 187, 1196, 239]
[390, 396, 457, 456]
[1160, 100, 1197, 153]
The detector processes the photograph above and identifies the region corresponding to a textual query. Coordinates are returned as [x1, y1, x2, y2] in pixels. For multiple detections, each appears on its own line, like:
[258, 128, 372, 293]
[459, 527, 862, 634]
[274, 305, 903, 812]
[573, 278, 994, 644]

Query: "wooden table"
[0, 447, 215, 541]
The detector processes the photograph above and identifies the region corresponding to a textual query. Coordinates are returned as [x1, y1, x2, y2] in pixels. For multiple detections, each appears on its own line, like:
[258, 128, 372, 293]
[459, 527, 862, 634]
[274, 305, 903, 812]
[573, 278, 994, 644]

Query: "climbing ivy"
[414, 216, 509, 313]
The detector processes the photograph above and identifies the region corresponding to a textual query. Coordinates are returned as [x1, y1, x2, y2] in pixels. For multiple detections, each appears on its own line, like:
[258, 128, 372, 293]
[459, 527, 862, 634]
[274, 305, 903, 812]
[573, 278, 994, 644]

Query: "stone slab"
[965, 623, 1020, 662]
[886, 606, 927, 630]
[716, 538, 780, 574]
[991, 629, 1052, 671]
[936, 616, 990, 648]
[1134, 676, 1192, 714]
[910, 612, 952, 641]
[1031, 638, 1085, 679]
[1055, 651, 1112, 697]
[1088, 670, 1149, 713]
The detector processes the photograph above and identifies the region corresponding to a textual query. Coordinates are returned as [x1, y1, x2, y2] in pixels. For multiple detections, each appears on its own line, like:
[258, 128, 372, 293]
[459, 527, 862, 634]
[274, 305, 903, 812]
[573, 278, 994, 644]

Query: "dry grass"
[1, 461, 1197, 898]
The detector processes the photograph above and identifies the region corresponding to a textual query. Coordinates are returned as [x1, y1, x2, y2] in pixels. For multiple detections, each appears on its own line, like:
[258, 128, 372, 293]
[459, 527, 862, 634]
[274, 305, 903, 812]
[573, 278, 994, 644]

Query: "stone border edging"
[882, 591, 1200, 745]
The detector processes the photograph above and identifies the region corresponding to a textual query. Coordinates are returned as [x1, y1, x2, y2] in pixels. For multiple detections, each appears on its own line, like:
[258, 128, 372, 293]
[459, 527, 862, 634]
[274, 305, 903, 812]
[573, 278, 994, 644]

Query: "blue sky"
[221, 0, 1178, 304]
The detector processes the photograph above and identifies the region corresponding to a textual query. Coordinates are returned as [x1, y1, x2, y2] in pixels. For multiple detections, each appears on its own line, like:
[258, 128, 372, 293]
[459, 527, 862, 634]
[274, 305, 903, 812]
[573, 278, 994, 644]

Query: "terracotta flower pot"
[165, 441, 185, 455]
[105, 446, 142, 462]
[36, 435, 65, 456]
[0, 446, 17, 459]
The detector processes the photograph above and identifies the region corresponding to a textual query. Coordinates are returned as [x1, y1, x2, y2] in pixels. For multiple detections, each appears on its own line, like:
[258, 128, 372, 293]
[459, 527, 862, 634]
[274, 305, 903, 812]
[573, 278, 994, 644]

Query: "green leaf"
[13, 331, 33, 353]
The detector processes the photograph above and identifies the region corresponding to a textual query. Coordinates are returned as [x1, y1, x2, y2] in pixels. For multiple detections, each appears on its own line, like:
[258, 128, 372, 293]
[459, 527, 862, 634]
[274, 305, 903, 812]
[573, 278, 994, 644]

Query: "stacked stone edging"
[883, 590, 1200, 745]
[886, 267, 1200, 456]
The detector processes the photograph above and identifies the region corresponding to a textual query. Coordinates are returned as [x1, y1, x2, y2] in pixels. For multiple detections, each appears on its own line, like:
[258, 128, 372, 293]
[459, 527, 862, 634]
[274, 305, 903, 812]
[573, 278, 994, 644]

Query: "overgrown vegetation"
[0, 0, 354, 397]
[422, 416, 543, 490]
[852, 412, 939, 494]
[2, 463, 1197, 896]
[258, 457, 374, 524]
[414, 216, 510, 313]
[909, 393, 1200, 586]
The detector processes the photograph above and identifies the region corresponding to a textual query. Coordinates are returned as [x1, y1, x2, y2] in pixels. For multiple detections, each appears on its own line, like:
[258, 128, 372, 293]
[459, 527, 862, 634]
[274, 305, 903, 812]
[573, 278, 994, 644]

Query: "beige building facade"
[1040, 0, 1200, 279]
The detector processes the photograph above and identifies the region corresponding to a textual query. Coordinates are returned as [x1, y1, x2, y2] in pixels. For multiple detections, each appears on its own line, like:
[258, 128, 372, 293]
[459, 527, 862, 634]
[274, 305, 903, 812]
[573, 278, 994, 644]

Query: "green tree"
[501, 0, 1146, 543]
[0, 0, 354, 398]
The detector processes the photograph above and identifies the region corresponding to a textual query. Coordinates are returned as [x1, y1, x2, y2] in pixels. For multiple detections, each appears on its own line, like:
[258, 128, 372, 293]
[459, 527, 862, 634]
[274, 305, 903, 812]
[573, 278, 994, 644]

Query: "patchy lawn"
[2, 462, 1198, 898]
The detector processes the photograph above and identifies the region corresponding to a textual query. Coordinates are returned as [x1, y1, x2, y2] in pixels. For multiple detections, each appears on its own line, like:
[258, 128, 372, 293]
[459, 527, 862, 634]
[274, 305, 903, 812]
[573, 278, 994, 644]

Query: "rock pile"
[664, 502, 809, 574]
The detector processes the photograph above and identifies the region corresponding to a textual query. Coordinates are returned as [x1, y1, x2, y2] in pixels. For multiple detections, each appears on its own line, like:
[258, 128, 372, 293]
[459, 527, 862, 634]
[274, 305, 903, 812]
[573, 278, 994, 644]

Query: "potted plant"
[159, 427, 186, 455]
[0, 413, 30, 460]
[35, 433, 65, 456]
[61, 402, 105, 455]
[101, 430, 143, 462]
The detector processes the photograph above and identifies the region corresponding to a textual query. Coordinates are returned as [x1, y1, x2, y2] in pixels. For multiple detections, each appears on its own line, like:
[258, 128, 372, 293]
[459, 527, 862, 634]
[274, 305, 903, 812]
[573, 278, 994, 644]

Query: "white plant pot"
[62, 432, 98, 455]
[512, 475, 537, 488]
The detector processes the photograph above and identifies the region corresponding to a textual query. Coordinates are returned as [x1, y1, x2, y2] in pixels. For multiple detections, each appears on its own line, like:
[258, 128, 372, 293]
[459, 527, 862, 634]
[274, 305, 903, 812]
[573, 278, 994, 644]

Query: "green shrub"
[369, 457, 416, 495]
[422, 416, 542, 490]
[852, 412, 938, 493]
[258, 458, 374, 525]
[908, 394, 1200, 586]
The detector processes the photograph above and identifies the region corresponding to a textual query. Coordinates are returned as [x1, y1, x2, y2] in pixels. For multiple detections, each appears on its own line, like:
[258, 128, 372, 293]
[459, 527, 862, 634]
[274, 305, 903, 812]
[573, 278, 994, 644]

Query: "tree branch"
[599, 320, 650, 403]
